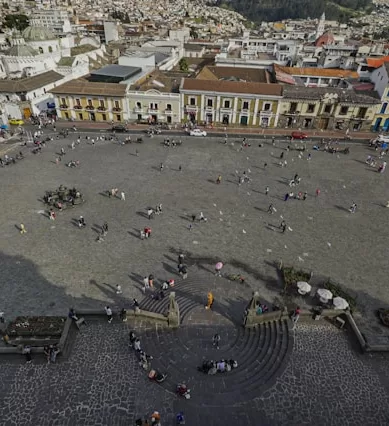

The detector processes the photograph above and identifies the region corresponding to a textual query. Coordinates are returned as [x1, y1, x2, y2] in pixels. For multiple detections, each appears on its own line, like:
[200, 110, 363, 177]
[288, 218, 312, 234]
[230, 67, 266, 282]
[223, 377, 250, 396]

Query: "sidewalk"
[54, 120, 375, 140]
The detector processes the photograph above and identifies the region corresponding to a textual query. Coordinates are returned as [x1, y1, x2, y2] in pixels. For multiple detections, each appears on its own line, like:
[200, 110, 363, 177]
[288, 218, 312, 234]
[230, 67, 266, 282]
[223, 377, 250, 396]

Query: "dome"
[8, 45, 38, 57]
[22, 26, 56, 42]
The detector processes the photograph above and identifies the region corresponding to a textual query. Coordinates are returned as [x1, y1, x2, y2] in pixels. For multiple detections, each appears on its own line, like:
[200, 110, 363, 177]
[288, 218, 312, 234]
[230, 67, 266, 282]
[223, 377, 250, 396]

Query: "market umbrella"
[297, 281, 311, 294]
[317, 288, 333, 300]
[215, 262, 223, 271]
[333, 297, 349, 310]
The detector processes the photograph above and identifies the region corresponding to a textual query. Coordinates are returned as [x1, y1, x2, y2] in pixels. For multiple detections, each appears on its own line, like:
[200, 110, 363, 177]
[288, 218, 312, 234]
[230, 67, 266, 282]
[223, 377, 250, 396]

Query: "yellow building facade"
[180, 79, 283, 127]
[50, 81, 128, 122]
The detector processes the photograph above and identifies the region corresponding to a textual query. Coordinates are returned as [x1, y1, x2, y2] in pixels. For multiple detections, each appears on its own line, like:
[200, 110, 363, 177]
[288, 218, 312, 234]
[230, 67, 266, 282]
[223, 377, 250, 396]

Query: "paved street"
[0, 130, 389, 424]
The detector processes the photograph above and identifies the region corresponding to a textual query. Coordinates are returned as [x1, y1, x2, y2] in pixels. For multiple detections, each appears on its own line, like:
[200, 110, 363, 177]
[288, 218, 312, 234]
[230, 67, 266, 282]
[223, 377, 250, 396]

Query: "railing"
[134, 107, 143, 113]
[59, 104, 68, 109]
[85, 105, 95, 110]
[113, 107, 122, 112]
[164, 109, 173, 114]
[74, 105, 83, 110]
[148, 108, 159, 114]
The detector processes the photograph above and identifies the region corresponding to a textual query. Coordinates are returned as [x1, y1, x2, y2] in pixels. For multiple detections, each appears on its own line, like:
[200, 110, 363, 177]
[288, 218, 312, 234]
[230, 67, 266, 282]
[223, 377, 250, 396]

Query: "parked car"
[291, 131, 308, 140]
[189, 129, 207, 137]
[9, 118, 24, 125]
[111, 125, 129, 133]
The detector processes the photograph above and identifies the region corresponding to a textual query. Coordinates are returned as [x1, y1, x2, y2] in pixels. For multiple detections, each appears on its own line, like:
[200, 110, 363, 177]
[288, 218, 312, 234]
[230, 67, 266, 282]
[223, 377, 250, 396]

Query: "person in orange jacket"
[205, 292, 214, 310]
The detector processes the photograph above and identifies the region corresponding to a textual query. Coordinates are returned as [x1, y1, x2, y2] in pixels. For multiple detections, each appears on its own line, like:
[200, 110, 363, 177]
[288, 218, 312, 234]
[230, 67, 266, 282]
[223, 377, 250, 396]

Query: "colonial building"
[127, 70, 181, 124]
[50, 80, 128, 122]
[180, 79, 283, 127]
[279, 86, 380, 132]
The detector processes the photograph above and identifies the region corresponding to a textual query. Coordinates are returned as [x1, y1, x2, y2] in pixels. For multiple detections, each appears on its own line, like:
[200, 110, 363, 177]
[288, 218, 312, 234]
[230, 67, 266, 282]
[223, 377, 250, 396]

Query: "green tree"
[179, 57, 189, 72]
[3, 14, 29, 31]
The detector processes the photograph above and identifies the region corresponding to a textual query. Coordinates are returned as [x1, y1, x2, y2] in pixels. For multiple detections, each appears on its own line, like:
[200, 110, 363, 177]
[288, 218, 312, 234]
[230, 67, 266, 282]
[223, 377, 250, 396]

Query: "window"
[242, 101, 249, 110]
[189, 97, 196, 106]
[6, 95, 10, 101]
[324, 104, 332, 113]
[358, 107, 367, 119]
[64, 112, 69, 119]
[33, 92, 36, 98]
[61, 98, 66, 105]
[78, 113, 83, 120]
[224, 100, 230, 108]
[307, 104, 315, 113]
[102, 113, 107, 121]
[87, 99, 92, 106]
[289, 102, 297, 113]
[166, 103, 172, 111]
[380, 103, 387, 114]
[136, 102, 141, 108]
[114, 100, 120, 109]
[207, 99, 213, 107]
[75, 98, 81, 106]
[38, 47, 43, 54]
[116, 114, 121, 121]
[48, 46, 53, 53]
[339, 106, 348, 115]
[100, 100, 105, 108]
[263, 103, 271, 111]
[167, 116, 172, 124]
[149, 103, 157, 110]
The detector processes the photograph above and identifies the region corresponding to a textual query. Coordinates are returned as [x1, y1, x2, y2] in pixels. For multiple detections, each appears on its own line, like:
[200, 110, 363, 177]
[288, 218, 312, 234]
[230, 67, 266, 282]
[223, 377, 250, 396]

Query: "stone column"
[167, 292, 180, 328]
[243, 291, 260, 327]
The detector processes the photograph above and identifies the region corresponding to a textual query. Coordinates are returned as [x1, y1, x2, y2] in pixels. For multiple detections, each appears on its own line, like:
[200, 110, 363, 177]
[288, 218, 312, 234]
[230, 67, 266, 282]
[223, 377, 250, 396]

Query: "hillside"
[214, 0, 373, 22]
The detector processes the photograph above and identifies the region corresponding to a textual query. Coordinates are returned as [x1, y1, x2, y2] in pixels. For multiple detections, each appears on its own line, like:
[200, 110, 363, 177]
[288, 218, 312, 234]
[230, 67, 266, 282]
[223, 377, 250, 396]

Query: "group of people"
[197, 359, 238, 375]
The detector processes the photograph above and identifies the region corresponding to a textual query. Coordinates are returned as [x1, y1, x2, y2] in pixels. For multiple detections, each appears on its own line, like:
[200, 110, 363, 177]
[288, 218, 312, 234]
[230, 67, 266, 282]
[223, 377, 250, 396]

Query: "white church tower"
[316, 12, 326, 39]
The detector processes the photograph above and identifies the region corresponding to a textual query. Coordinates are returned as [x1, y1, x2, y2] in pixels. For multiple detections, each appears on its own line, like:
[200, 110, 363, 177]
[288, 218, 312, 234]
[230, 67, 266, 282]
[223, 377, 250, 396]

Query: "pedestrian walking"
[147, 208, 153, 219]
[205, 292, 214, 310]
[267, 204, 274, 214]
[265, 186, 269, 195]
[78, 216, 86, 227]
[291, 306, 301, 330]
[71, 141, 75, 150]
[199, 212, 207, 222]
[303, 191, 307, 200]
[264, 162, 268, 169]
[191, 214, 196, 222]
[92, 139, 95, 146]
[49, 209, 56, 220]
[20, 223, 27, 234]
[179, 264, 188, 279]
[116, 284, 122, 294]
[349, 202, 357, 213]
[284, 193, 289, 202]
[160, 163, 164, 171]
[105, 306, 113, 323]
[213, 333, 220, 349]
[216, 175, 222, 184]
[121, 191, 125, 201]
[316, 188, 320, 197]
[179, 165, 182, 171]
[178, 253, 185, 265]
[120, 308, 127, 321]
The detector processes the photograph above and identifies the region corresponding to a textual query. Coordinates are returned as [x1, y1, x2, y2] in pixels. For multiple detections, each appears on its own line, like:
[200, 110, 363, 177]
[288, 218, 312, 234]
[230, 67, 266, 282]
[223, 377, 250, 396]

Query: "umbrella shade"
[333, 297, 349, 310]
[297, 281, 311, 293]
[215, 262, 223, 270]
[317, 288, 333, 300]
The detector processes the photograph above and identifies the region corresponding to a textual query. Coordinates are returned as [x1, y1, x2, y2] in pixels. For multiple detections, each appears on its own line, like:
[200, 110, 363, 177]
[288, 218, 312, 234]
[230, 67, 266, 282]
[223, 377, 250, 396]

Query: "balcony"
[134, 107, 144, 113]
[165, 109, 173, 114]
[185, 105, 198, 113]
[59, 104, 68, 109]
[113, 107, 122, 112]
[97, 106, 107, 112]
[148, 108, 159, 114]
[286, 110, 300, 115]
[220, 107, 232, 114]
[240, 108, 249, 115]
[85, 105, 95, 111]
[74, 105, 83, 110]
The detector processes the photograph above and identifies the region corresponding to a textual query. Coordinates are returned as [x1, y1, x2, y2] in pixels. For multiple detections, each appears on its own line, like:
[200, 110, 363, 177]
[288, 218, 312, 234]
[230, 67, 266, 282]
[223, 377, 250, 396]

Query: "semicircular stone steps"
[138, 318, 293, 406]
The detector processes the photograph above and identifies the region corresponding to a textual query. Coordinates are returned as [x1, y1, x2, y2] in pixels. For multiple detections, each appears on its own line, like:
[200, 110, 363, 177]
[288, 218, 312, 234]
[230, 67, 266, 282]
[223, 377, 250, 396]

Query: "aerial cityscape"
[0, 0, 389, 425]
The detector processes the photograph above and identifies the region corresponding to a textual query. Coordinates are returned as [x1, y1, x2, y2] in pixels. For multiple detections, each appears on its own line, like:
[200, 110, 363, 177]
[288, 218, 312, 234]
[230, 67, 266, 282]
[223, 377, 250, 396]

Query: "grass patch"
[282, 266, 311, 294]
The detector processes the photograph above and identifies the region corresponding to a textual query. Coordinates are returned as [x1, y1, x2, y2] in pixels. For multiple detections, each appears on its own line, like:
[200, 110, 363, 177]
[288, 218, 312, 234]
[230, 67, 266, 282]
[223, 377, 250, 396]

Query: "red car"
[291, 131, 308, 140]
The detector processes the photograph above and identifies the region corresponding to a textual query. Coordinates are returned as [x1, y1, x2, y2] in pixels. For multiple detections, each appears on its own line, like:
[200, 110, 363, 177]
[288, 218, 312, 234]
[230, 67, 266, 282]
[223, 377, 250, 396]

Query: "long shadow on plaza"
[0, 251, 104, 318]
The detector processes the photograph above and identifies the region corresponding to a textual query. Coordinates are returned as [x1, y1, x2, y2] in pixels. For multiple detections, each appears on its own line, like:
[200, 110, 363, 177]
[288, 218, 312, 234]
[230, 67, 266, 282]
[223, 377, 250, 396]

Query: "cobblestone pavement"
[0, 319, 389, 425]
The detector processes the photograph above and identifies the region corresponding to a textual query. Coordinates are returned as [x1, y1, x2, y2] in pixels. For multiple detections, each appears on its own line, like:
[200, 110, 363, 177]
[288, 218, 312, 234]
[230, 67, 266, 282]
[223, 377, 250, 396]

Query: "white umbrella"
[333, 297, 349, 310]
[297, 281, 311, 293]
[317, 288, 333, 300]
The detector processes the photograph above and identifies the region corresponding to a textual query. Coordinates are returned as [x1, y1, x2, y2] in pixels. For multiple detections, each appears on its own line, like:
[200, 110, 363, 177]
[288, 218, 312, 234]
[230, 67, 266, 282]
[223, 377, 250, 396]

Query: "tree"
[3, 14, 29, 31]
[190, 27, 198, 39]
[179, 58, 189, 72]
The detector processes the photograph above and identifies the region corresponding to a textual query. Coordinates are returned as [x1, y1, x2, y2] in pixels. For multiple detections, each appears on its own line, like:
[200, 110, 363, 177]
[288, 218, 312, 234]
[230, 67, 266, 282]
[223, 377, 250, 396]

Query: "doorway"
[206, 113, 213, 124]
[222, 114, 229, 125]
[89, 112, 96, 121]
[318, 117, 329, 130]
[383, 118, 389, 132]
[240, 116, 248, 125]
[373, 117, 382, 132]
[151, 114, 157, 123]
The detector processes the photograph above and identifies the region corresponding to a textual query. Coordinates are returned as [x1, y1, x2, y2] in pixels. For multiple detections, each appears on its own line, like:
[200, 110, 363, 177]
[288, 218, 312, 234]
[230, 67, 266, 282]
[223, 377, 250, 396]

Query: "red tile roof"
[366, 56, 389, 69]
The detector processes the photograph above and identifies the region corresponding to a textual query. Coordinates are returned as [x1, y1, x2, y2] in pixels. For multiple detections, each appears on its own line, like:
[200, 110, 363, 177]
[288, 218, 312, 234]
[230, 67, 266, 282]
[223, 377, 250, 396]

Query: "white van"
[370, 134, 389, 146]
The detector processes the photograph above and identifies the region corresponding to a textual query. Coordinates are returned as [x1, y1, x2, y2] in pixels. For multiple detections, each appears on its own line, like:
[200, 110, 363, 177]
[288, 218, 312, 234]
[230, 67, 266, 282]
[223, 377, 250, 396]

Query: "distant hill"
[213, 0, 373, 23]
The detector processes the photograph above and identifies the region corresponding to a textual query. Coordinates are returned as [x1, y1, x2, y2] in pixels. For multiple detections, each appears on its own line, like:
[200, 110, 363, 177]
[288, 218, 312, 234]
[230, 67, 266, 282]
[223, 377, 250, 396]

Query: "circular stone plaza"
[0, 128, 389, 426]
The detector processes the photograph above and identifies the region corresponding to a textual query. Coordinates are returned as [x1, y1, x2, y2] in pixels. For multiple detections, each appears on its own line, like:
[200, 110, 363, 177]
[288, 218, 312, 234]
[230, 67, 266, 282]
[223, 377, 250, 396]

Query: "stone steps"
[137, 319, 292, 406]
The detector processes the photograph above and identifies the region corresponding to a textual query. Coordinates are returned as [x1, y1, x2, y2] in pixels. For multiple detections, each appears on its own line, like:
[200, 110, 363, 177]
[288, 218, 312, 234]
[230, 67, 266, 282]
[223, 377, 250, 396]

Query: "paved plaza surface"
[1, 131, 389, 424]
